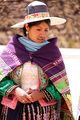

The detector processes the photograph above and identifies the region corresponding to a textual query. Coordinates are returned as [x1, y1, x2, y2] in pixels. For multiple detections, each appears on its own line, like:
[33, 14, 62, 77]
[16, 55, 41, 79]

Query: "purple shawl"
[0, 34, 72, 113]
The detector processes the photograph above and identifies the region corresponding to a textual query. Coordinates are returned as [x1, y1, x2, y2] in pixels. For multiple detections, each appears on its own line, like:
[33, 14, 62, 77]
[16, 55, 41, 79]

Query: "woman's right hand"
[13, 87, 31, 103]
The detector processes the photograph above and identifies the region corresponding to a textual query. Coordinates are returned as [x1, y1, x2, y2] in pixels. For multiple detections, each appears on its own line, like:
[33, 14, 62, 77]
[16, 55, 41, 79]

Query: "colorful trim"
[42, 57, 73, 114]
[5, 85, 19, 96]
[6, 48, 21, 65]
[42, 56, 62, 72]
[25, 12, 49, 20]
[50, 69, 67, 82]
[50, 70, 69, 93]
[0, 48, 21, 81]
[46, 83, 61, 100]
[40, 89, 52, 102]
[0, 58, 12, 81]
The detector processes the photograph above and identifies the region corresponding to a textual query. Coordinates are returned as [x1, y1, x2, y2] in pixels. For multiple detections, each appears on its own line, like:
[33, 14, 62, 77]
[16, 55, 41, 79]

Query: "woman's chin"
[37, 39, 45, 43]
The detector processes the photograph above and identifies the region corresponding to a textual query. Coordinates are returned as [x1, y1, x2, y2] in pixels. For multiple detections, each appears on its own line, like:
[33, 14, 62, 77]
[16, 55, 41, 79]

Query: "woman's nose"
[40, 31, 46, 37]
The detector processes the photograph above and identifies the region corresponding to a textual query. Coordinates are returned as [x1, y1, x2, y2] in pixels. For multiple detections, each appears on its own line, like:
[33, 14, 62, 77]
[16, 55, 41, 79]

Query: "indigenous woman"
[0, 1, 74, 120]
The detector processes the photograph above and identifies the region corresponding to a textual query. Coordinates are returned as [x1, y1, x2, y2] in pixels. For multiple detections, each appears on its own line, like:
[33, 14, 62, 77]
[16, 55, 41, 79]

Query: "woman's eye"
[37, 29, 41, 31]
[45, 29, 49, 32]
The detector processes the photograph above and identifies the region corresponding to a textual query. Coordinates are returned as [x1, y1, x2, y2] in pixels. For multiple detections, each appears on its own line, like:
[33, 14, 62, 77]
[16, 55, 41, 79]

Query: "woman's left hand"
[26, 89, 45, 102]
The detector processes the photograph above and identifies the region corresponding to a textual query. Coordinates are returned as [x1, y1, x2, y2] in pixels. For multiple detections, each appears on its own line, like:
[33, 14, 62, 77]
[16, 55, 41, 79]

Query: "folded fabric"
[46, 81, 61, 100]
[0, 77, 16, 96]
[1, 96, 17, 110]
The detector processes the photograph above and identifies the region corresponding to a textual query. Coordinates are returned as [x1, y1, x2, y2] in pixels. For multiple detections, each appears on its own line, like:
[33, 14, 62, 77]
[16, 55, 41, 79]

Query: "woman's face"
[25, 21, 49, 43]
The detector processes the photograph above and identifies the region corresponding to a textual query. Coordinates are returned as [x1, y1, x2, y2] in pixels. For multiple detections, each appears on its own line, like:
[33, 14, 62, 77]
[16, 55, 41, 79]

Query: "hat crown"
[11, 1, 66, 28]
[28, 1, 46, 6]
[26, 1, 48, 15]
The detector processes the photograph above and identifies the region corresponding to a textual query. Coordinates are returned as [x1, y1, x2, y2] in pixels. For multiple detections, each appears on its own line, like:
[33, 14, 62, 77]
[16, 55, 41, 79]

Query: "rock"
[0, 0, 80, 48]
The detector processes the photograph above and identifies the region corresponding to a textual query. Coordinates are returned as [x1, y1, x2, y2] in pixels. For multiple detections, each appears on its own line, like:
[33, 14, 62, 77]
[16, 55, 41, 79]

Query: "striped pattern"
[42, 56, 62, 72]
[1, 101, 57, 120]
[0, 58, 12, 81]
[0, 47, 21, 81]
[42, 57, 72, 114]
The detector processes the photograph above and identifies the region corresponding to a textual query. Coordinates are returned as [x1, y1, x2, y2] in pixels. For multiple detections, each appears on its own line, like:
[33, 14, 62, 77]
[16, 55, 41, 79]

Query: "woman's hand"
[27, 88, 45, 102]
[13, 87, 31, 103]
[12, 87, 45, 103]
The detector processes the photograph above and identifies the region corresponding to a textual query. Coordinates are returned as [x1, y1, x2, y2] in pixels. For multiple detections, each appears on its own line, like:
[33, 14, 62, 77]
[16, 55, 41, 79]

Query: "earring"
[26, 31, 28, 35]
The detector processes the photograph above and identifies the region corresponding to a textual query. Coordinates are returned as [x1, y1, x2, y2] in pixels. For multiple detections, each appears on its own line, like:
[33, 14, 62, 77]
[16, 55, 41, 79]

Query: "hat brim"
[11, 17, 66, 28]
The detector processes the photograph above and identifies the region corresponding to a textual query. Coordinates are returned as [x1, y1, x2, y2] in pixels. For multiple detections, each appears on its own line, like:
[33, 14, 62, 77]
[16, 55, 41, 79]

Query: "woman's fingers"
[27, 94, 34, 102]
[17, 95, 31, 103]
[26, 90, 44, 102]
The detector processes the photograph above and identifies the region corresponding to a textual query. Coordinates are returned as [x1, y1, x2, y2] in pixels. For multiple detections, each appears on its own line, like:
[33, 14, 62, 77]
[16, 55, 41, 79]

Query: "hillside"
[0, 0, 80, 48]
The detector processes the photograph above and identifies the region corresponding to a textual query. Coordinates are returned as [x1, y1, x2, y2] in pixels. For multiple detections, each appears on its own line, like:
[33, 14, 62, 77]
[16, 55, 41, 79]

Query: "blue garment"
[19, 36, 49, 52]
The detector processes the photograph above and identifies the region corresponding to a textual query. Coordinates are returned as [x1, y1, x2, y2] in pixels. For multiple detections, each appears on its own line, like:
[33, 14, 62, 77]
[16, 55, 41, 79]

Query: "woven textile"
[0, 34, 73, 117]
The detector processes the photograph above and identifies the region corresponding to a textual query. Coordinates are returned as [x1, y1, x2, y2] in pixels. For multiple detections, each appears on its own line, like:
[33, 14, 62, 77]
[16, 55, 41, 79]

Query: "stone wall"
[0, 0, 80, 48]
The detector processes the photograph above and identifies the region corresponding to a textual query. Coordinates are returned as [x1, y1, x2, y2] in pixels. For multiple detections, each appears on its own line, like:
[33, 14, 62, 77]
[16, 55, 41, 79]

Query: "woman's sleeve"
[0, 76, 18, 97]
[41, 81, 61, 102]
